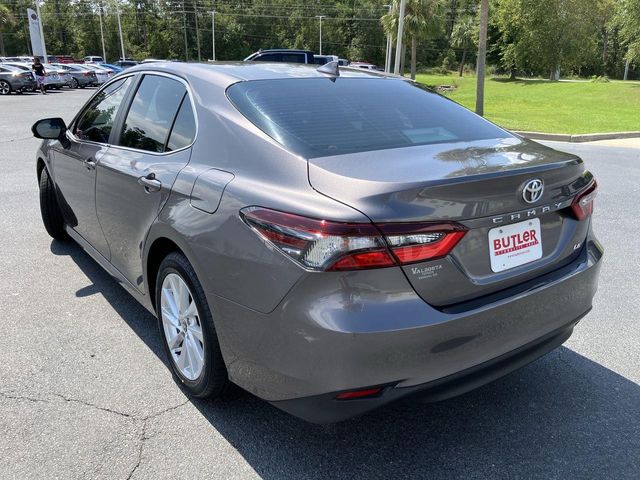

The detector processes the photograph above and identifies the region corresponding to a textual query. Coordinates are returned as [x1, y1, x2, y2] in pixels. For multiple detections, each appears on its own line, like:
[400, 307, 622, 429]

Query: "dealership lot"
[0, 90, 638, 479]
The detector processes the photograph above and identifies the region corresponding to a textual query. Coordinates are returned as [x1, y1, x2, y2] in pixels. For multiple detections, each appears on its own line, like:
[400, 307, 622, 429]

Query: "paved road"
[1, 90, 638, 480]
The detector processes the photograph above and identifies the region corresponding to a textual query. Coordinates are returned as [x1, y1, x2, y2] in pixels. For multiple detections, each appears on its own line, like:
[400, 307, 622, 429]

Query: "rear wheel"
[156, 252, 229, 398]
[39, 167, 67, 240]
[0, 80, 11, 95]
[70, 78, 78, 89]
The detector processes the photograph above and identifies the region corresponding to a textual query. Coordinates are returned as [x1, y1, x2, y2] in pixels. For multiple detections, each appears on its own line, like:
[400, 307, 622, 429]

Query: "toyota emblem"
[522, 179, 544, 204]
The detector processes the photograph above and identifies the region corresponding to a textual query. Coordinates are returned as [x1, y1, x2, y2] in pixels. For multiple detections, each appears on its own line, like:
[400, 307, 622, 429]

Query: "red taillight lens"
[241, 207, 467, 271]
[335, 387, 383, 400]
[377, 223, 467, 264]
[571, 180, 597, 221]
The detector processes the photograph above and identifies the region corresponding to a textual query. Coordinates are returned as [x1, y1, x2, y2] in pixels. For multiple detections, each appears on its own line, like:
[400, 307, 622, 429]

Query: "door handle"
[138, 173, 162, 193]
[83, 158, 96, 170]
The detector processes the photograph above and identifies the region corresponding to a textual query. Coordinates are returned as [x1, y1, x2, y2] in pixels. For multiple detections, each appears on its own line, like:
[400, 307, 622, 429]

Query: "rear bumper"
[211, 233, 602, 422]
[273, 314, 584, 423]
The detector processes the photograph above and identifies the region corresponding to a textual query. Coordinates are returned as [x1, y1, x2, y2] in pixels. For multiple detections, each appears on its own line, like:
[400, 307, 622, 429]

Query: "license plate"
[488, 218, 542, 272]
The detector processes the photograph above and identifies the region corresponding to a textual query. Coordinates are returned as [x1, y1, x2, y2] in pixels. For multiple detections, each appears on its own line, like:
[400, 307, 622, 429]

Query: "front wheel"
[70, 78, 78, 89]
[156, 252, 229, 398]
[39, 167, 68, 240]
[0, 80, 11, 95]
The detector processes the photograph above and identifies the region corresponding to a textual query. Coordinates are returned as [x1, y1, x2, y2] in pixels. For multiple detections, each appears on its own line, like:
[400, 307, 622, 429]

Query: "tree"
[495, 0, 604, 80]
[0, 3, 15, 57]
[382, 0, 443, 79]
[451, 15, 476, 76]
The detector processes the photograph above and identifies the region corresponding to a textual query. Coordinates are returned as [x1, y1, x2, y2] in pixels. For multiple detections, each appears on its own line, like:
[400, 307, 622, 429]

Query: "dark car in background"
[244, 49, 316, 63]
[113, 60, 139, 69]
[32, 62, 602, 423]
[0, 64, 36, 94]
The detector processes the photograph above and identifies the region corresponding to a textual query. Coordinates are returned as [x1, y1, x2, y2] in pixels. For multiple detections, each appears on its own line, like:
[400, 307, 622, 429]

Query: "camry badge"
[522, 179, 544, 204]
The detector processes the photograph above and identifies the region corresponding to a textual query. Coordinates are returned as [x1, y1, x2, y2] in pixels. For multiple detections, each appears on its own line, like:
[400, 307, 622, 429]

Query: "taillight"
[241, 207, 467, 271]
[571, 180, 597, 220]
[377, 223, 467, 264]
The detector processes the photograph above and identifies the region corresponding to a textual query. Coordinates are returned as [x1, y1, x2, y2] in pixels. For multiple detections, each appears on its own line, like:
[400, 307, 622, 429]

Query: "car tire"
[156, 252, 229, 398]
[70, 78, 78, 89]
[0, 80, 11, 95]
[38, 167, 68, 241]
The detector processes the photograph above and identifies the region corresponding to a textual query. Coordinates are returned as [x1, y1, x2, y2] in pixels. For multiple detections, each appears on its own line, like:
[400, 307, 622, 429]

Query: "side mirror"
[32, 117, 68, 140]
[32, 117, 70, 148]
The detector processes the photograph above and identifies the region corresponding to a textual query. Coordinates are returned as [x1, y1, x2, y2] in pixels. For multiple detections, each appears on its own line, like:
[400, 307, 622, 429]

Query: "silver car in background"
[81, 64, 111, 84]
[32, 62, 602, 423]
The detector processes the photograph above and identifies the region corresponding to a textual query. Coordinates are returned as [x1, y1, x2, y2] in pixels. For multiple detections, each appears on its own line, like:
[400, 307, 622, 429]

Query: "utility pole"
[475, 0, 489, 116]
[316, 15, 325, 55]
[383, 4, 393, 73]
[211, 10, 216, 61]
[182, 0, 188, 61]
[193, 0, 201, 61]
[34, 0, 48, 63]
[98, 3, 107, 61]
[393, 0, 406, 75]
[115, 0, 126, 60]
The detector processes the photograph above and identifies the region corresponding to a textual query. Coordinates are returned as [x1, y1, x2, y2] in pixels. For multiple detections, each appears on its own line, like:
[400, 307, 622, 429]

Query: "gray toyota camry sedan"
[32, 62, 602, 423]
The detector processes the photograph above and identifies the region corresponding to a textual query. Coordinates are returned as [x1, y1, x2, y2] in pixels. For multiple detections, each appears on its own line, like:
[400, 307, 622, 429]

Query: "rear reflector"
[571, 180, 597, 221]
[241, 207, 467, 271]
[335, 387, 383, 400]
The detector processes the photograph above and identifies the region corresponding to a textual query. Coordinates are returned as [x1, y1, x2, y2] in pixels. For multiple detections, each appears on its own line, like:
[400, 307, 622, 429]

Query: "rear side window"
[75, 77, 132, 143]
[227, 78, 511, 158]
[166, 96, 196, 151]
[119, 75, 186, 153]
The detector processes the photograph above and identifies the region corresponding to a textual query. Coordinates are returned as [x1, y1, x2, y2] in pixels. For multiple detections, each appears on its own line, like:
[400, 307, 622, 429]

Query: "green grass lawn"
[415, 73, 640, 134]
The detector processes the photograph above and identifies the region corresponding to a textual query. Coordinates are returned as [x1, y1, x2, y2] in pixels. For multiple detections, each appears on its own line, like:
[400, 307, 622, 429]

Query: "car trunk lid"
[308, 137, 592, 306]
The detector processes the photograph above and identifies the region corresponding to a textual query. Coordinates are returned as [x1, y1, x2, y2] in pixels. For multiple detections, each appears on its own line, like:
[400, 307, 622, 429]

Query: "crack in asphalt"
[125, 399, 191, 480]
[52, 393, 134, 418]
[1, 389, 192, 480]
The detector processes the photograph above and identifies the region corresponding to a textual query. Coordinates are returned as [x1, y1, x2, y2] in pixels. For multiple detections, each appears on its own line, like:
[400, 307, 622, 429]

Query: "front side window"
[119, 75, 186, 153]
[75, 76, 132, 143]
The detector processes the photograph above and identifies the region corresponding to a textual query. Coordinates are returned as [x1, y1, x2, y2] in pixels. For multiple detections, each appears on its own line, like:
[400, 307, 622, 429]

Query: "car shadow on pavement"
[51, 239, 640, 479]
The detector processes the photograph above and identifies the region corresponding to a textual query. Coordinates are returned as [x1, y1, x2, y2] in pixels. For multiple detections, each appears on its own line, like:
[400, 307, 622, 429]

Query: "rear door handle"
[138, 173, 162, 193]
[83, 158, 96, 170]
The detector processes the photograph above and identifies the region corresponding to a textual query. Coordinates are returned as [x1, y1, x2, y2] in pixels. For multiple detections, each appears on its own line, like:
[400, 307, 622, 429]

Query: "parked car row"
[0, 61, 121, 95]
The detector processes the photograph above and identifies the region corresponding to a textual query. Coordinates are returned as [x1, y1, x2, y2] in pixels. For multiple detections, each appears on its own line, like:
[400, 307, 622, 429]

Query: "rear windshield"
[227, 77, 511, 158]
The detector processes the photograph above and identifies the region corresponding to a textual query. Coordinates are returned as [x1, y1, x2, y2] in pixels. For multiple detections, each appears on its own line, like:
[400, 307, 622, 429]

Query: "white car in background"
[81, 64, 111, 84]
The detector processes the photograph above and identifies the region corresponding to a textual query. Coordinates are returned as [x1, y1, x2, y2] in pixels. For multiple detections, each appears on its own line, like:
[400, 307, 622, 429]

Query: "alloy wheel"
[0, 81, 10, 95]
[160, 273, 205, 380]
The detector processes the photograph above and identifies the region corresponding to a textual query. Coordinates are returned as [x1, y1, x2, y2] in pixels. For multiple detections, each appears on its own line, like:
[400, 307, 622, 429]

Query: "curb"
[512, 131, 640, 143]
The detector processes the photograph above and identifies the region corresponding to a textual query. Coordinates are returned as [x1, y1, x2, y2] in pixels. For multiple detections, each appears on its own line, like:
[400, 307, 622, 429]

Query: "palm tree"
[0, 4, 15, 57]
[451, 16, 476, 77]
[382, 0, 443, 80]
[476, 0, 489, 116]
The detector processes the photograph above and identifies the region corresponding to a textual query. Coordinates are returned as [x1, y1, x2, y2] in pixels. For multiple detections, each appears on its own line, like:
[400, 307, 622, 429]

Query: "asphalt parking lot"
[1, 89, 638, 480]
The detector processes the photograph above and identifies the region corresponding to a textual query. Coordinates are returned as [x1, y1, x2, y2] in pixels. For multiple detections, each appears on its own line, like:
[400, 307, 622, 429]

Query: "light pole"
[115, 0, 126, 61]
[393, 0, 406, 75]
[98, 3, 107, 61]
[383, 4, 392, 73]
[211, 10, 216, 61]
[316, 15, 325, 55]
[34, 0, 47, 62]
[193, 0, 201, 61]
